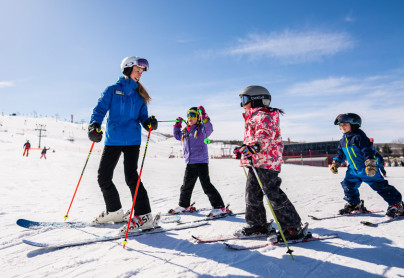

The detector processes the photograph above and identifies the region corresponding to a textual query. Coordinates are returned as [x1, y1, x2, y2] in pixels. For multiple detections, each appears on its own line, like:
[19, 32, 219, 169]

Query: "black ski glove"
[234, 144, 260, 159]
[88, 122, 103, 143]
[233, 147, 242, 159]
[143, 116, 158, 131]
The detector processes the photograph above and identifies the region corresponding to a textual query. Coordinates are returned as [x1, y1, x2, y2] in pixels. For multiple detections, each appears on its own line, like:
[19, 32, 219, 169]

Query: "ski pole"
[158, 119, 187, 124]
[197, 109, 210, 144]
[242, 165, 248, 178]
[246, 157, 295, 260]
[64, 142, 95, 220]
[123, 126, 153, 248]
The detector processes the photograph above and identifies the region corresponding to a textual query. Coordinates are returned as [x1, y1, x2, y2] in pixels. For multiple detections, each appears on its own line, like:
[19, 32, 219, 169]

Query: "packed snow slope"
[1, 116, 404, 278]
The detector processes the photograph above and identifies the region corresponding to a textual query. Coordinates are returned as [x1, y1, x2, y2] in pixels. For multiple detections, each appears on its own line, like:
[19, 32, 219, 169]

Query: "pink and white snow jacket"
[240, 107, 283, 172]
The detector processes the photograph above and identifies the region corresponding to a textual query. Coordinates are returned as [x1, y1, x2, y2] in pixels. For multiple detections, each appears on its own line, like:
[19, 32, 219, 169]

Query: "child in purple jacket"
[170, 106, 227, 217]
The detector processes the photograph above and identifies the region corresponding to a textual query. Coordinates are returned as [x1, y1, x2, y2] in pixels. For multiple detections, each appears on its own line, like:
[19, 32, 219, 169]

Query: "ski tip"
[16, 219, 36, 229]
[308, 215, 320, 220]
[360, 221, 377, 227]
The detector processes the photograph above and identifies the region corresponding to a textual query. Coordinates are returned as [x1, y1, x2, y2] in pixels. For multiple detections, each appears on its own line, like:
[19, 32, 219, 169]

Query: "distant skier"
[40, 146, 50, 159]
[330, 113, 403, 218]
[88, 56, 158, 233]
[23, 140, 31, 157]
[233, 85, 308, 241]
[170, 106, 227, 217]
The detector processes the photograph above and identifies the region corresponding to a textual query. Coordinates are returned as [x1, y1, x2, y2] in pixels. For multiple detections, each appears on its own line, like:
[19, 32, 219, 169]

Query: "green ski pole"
[158, 119, 187, 124]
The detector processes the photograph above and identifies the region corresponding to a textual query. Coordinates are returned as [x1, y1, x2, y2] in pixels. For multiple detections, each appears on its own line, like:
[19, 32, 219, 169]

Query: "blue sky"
[1, 0, 404, 142]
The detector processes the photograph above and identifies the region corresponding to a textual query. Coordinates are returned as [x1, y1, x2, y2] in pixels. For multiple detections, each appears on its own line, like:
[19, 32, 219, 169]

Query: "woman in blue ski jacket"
[170, 106, 226, 217]
[330, 113, 403, 218]
[88, 56, 158, 233]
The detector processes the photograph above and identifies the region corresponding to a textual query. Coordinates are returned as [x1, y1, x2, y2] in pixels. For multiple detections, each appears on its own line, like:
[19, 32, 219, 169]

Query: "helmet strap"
[123, 67, 133, 77]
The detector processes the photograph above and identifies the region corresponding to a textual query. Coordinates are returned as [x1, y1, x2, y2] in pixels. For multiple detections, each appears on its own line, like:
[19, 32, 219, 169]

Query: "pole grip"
[198, 109, 210, 144]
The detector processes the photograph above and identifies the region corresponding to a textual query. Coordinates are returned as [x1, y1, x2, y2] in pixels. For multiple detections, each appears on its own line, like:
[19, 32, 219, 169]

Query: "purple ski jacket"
[173, 121, 213, 164]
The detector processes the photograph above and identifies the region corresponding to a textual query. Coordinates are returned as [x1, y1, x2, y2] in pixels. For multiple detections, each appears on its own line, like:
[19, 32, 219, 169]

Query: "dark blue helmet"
[334, 113, 362, 127]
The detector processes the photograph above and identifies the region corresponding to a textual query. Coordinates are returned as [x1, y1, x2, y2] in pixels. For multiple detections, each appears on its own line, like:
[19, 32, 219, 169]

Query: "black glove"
[88, 122, 103, 143]
[233, 147, 242, 159]
[143, 116, 158, 131]
[234, 144, 260, 159]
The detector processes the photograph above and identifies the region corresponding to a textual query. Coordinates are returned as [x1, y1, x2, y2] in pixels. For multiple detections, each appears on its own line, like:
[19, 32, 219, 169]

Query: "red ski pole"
[64, 142, 95, 220]
[123, 126, 153, 248]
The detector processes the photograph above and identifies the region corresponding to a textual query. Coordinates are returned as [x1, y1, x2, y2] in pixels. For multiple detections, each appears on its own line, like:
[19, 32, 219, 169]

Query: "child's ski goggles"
[240, 95, 270, 107]
[187, 110, 199, 119]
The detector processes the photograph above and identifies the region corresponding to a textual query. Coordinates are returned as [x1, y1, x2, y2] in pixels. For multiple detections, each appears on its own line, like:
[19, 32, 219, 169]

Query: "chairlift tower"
[35, 124, 47, 148]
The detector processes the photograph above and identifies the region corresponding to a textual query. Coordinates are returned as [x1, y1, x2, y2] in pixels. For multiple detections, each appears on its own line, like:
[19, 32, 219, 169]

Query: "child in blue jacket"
[330, 113, 403, 218]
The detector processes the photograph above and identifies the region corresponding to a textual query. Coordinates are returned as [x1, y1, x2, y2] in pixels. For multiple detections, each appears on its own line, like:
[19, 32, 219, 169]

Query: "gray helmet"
[239, 85, 271, 108]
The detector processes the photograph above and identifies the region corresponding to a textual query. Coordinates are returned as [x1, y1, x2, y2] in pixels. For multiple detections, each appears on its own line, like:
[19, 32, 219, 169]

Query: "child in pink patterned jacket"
[234, 85, 309, 241]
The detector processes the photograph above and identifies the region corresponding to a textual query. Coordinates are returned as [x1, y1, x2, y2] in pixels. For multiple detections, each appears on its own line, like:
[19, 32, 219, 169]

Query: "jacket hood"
[243, 107, 277, 119]
[116, 76, 139, 94]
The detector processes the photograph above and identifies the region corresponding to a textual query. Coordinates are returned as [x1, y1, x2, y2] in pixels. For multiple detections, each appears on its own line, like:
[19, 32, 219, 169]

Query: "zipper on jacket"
[120, 97, 125, 116]
[345, 136, 358, 170]
[131, 98, 135, 118]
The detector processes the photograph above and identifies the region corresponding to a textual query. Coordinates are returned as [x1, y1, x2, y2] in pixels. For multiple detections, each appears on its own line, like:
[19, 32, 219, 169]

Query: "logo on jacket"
[115, 90, 124, 95]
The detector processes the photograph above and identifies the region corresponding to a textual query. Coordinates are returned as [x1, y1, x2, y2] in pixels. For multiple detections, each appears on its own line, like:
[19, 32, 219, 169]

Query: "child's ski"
[192, 233, 269, 243]
[360, 215, 404, 227]
[193, 219, 274, 243]
[179, 211, 245, 225]
[224, 234, 339, 250]
[22, 221, 209, 249]
[308, 210, 383, 221]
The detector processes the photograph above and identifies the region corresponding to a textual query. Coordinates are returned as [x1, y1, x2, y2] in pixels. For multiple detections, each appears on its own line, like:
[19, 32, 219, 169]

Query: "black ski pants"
[97, 145, 151, 215]
[179, 163, 225, 209]
[245, 167, 301, 229]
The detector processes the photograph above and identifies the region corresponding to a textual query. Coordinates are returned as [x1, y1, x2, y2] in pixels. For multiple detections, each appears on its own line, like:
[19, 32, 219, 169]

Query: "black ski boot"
[339, 200, 368, 215]
[386, 201, 404, 218]
[236, 220, 276, 236]
[274, 222, 311, 242]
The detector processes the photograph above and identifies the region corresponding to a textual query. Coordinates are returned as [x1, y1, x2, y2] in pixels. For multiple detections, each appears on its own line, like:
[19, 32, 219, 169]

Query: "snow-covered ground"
[1, 115, 404, 278]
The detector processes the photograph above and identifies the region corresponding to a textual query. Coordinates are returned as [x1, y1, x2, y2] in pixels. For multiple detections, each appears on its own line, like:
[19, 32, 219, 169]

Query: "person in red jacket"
[23, 140, 31, 157]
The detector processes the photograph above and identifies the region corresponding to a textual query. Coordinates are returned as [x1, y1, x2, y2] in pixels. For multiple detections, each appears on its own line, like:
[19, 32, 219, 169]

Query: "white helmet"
[120, 56, 149, 76]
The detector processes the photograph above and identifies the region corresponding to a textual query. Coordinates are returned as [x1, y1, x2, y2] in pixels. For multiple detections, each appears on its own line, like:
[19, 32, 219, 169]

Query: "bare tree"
[392, 137, 404, 144]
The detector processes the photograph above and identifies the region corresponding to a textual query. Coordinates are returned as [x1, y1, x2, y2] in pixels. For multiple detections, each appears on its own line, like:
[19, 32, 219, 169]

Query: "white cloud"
[280, 72, 404, 142]
[0, 81, 14, 88]
[284, 74, 404, 99]
[226, 30, 354, 63]
[284, 77, 363, 96]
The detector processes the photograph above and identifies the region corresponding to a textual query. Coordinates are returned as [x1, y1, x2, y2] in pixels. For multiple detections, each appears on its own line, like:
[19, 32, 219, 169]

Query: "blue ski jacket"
[90, 77, 149, 146]
[333, 129, 374, 171]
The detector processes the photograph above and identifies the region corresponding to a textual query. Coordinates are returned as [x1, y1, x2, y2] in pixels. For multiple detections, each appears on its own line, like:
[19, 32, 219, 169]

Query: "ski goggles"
[240, 95, 270, 107]
[334, 114, 360, 126]
[125, 58, 149, 71]
[187, 110, 199, 119]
